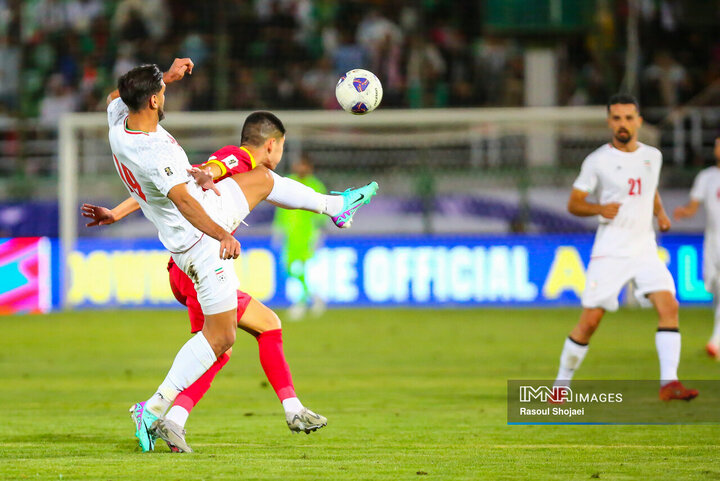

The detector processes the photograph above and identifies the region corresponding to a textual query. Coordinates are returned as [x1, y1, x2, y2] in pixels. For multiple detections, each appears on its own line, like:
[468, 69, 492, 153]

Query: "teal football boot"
[330, 181, 378, 228]
[129, 401, 158, 452]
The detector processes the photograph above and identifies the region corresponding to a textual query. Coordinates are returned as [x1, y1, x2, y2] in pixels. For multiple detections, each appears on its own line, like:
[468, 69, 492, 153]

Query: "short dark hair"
[241, 111, 286, 147]
[607, 93, 640, 113]
[118, 64, 164, 112]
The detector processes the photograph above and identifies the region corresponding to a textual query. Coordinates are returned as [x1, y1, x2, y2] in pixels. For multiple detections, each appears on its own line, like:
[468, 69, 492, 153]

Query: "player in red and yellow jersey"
[83, 141, 331, 452]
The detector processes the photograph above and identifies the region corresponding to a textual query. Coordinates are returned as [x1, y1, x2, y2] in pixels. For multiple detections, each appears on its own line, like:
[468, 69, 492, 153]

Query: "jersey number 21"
[628, 177, 642, 196]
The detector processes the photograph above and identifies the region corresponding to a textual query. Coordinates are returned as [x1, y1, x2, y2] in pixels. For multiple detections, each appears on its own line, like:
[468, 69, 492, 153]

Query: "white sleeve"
[107, 97, 129, 127]
[142, 142, 191, 197]
[572, 155, 598, 193]
[690, 170, 707, 202]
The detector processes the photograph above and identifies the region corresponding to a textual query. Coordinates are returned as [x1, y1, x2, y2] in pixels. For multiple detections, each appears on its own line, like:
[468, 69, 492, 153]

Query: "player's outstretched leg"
[129, 401, 159, 452]
[330, 181, 379, 228]
[228, 166, 378, 229]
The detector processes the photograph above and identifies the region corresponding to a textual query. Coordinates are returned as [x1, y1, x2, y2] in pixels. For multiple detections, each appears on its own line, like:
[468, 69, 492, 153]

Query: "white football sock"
[165, 405, 190, 428]
[656, 330, 680, 386]
[554, 337, 589, 387]
[281, 397, 304, 414]
[145, 332, 217, 417]
[268, 171, 343, 215]
[711, 297, 720, 347]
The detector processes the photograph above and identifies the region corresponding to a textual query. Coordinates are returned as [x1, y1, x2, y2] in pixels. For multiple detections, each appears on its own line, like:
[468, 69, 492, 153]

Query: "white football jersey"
[107, 97, 205, 253]
[573, 142, 663, 258]
[690, 166, 720, 262]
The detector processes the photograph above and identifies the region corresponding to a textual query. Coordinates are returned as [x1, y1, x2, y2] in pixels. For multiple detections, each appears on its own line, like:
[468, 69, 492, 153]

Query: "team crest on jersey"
[215, 267, 226, 283]
[644, 160, 651, 168]
[164, 167, 173, 176]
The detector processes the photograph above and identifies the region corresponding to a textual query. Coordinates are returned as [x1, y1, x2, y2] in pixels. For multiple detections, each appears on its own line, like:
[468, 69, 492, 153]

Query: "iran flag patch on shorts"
[215, 267, 227, 283]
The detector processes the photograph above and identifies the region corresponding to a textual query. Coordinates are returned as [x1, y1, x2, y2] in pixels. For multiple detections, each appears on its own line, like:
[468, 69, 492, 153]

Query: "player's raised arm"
[167, 183, 240, 259]
[82, 197, 141, 226]
[106, 58, 194, 106]
[654, 190, 671, 232]
[567, 188, 621, 219]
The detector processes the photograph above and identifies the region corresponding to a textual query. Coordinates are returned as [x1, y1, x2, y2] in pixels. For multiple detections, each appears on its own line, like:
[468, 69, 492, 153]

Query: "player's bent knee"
[255, 305, 281, 333]
[211, 328, 236, 354]
[265, 309, 282, 331]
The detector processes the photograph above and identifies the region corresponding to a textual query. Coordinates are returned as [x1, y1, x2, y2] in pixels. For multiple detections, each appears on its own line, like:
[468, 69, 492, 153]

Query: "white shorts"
[200, 178, 251, 233]
[171, 234, 240, 315]
[581, 254, 676, 312]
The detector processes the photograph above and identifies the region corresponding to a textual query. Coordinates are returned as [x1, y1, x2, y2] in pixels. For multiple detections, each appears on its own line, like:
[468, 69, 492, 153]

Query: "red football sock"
[257, 329, 296, 401]
[173, 350, 231, 413]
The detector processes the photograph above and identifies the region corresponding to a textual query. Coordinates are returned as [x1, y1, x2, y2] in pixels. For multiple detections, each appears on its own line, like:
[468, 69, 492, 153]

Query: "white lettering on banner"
[433, 247, 449, 301]
[335, 248, 359, 301]
[362, 245, 538, 303]
[412, 247, 433, 302]
[450, 246, 474, 301]
[512, 246, 538, 301]
[306, 248, 358, 302]
[473, 246, 486, 300]
[488, 246, 511, 301]
[364, 247, 392, 302]
[393, 247, 413, 302]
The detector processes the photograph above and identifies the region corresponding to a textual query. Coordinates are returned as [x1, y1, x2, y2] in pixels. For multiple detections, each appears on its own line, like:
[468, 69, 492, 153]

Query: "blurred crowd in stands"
[0, 0, 719, 127]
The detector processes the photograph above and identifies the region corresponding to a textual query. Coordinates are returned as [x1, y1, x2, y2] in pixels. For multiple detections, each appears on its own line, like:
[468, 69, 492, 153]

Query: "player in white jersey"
[674, 136, 720, 359]
[552, 94, 697, 401]
[105, 59, 378, 452]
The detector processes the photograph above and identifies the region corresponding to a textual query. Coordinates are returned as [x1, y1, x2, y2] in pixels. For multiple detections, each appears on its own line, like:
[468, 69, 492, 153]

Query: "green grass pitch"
[1, 307, 719, 480]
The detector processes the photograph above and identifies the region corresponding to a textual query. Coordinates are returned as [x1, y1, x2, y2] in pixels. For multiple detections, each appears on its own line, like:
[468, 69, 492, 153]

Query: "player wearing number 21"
[551, 93, 697, 401]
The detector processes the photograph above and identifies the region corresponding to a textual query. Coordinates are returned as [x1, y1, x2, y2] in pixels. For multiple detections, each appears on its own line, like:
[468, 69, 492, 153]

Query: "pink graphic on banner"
[0, 237, 51, 314]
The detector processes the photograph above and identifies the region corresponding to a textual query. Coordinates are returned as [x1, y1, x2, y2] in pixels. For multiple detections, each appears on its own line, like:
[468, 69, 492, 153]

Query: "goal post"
[58, 106, 655, 309]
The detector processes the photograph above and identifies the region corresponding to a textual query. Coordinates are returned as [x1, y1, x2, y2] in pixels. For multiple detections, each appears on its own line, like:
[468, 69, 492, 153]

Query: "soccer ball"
[335, 69, 383, 115]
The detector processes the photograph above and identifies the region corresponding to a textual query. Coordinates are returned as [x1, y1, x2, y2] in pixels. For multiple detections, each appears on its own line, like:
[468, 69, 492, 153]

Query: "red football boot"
[659, 381, 699, 401]
[706, 343, 720, 360]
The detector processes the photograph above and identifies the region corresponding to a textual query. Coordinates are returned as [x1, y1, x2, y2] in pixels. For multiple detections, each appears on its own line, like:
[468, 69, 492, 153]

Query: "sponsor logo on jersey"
[224, 154, 239, 168]
[164, 167, 173, 176]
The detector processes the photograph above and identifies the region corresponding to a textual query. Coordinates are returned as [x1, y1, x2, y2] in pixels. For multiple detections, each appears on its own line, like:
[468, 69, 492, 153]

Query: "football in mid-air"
[335, 69, 383, 115]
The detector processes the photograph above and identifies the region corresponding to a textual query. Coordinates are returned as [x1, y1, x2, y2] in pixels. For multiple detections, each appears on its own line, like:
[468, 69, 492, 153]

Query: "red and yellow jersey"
[201, 145, 257, 180]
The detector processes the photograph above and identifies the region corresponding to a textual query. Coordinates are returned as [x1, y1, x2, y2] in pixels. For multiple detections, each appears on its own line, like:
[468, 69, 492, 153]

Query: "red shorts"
[168, 258, 253, 333]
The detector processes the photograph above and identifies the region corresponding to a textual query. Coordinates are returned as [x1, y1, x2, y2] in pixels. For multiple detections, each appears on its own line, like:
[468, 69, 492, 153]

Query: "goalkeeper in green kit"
[273, 155, 327, 320]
